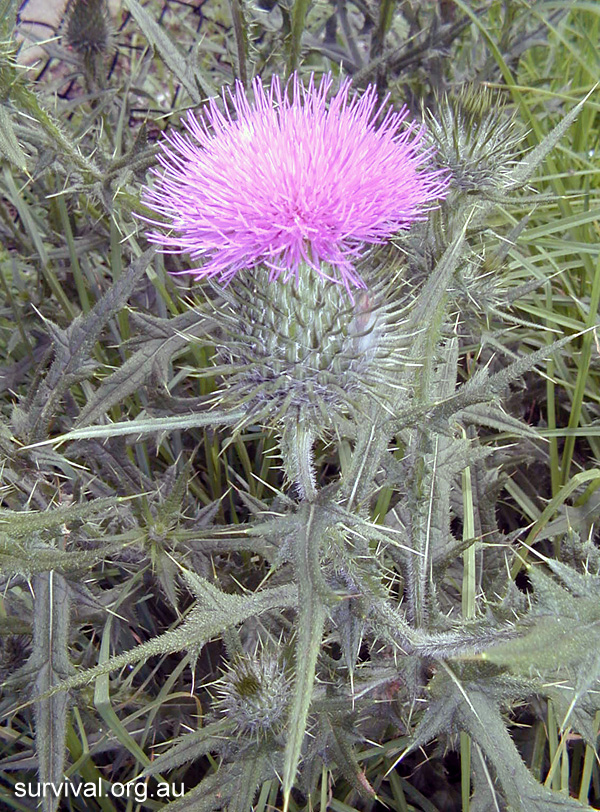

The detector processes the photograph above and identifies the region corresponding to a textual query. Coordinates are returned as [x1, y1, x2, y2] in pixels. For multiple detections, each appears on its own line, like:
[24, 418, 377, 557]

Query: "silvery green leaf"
[21, 249, 154, 442]
[507, 89, 596, 188]
[157, 755, 273, 812]
[326, 717, 376, 799]
[227, 750, 268, 812]
[404, 667, 590, 812]
[283, 504, 329, 807]
[483, 565, 600, 696]
[0, 106, 27, 170]
[75, 309, 212, 428]
[139, 719, 236, 777]
[125, 0, 214, 102]
[460, 404, 541, 439]
[37, 582, 297, 695]
[0, 540, 118, 578]
[0, 497, 119, 537]
[28, 573, 74, 812]
[26, 409, 247, 448]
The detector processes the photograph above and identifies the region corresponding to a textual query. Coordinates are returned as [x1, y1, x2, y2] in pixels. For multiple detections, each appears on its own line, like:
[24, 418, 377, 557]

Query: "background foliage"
[0, 0, 599, 810]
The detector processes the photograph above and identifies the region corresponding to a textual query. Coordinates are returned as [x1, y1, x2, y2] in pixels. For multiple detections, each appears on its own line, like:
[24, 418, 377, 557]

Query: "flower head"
[213, 651, 290, 740]
[426, 85, 522, 194]
[142, 73, 448, 291]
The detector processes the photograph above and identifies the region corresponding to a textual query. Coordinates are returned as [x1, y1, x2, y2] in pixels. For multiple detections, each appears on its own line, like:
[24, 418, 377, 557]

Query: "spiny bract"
[204, 264, 416, 429]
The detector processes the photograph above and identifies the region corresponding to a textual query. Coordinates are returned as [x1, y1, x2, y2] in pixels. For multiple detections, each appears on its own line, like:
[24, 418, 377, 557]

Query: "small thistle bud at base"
[213, 652, 290, 741]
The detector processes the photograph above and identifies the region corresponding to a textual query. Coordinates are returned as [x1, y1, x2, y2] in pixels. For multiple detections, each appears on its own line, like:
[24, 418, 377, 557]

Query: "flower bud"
[213, 652, 290, 740]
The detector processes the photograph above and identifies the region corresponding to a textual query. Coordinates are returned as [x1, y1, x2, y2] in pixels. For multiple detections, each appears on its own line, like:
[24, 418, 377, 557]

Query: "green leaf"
[12, 84, 102, 179]
[228, 749, 268, 812]
[93, 616, 153, 770]
[484, 565, 600, 695]
[35, 581, 297, 696]
[158, 757, 271, 812]
[325, 717, 376, 800]
[0, 540, 119, 578]
[125, 0, 214, 102]
[20, 249, 154, 442]
[26, 573, 74, 812]
[0, 497, 119, 536]
[26, 409, 247, 448]
[139, 719, 236, 777]
[75, 309, 211, 427]
[0, 0, 20, 37]
[0, 106, 27, 170]
[507, 87, 598, 188]
[407, 216, 472, 364]
[402, 666, 590, 812]
[283, 504, 328, 810]
[514, 469, 600, 574]
[158, 767, 237, 812]
[460, 404, 540, 439]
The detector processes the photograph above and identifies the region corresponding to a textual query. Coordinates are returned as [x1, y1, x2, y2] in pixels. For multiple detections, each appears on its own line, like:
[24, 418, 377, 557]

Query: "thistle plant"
[133, 74, 596, 811]
[141, 74, 448, 493]
[1, 3, 599, 812]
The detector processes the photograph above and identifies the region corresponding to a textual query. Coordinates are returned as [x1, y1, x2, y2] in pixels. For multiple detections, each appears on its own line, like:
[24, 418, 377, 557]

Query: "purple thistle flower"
[141, 73, 449, 291]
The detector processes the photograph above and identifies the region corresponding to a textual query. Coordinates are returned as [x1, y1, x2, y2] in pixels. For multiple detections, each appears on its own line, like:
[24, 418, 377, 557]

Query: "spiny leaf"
[24, 408, 247, 448]
[27, 573, 74, 812]
[139, 720, 236, 778]
[158, 756, 272, 812]
[0, 106, 27, 170]
[0, 540, 120, 578]
[75, 308, 213, 427]
[0, 497, 119, 536]
[11, 83, 102, 178]
[545, 682, 600, 748]
[401, 667, 590, 812]
[227, 749, 268, 812]
[406, 215, 472, 364]
[22, 249, 154, 441]
[507, 87, 598, 188]
[460, 404, 541, 439]
[325, 717, 376, 800]
[370, 596, 515, 657]
[34, 582, 297, 697]
[483, 564, 600, 695]
[411, 331, 581, 431]
[283, 504, 328, 809]
[125, 0, 214, 102]
[159, 766, 239, 812]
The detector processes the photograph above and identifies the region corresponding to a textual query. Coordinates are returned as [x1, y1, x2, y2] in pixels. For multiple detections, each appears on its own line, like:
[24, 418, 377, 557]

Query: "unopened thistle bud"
[213, 652, 290, 740]
[209, 264, 415, 430]
[426, 86, 523, 194]
[64, 0, 111, 57]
